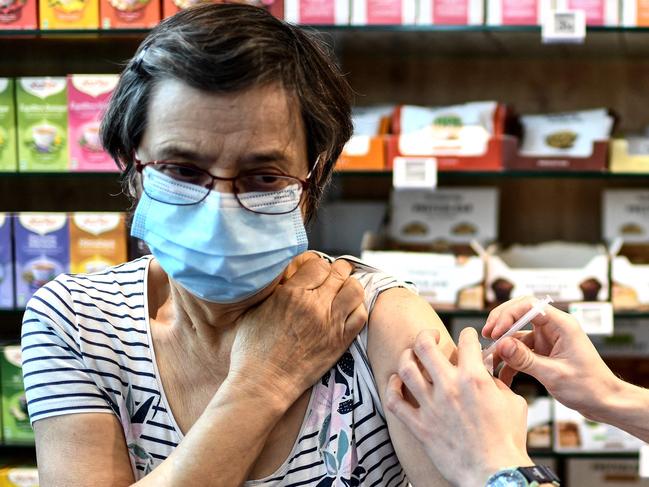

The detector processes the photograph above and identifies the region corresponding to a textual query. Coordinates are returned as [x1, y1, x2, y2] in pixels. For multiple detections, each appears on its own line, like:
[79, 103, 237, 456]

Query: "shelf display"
[567, 459, 649, 487]
[610, 136, 649, 173]
[350, 0, 417, 25]
[68, 75, 119, 172]
[604, 190, 649, 310]
[417, 0, 483, 25]
[0, 346, 32, 446]
[39, 0, 99, 29]
[0, 0, 37, 30]
[487, 0, 619, 26]
[100, 0, 161, 29]
[284, 0, 350, 25]
[622, 0, 649, 26]
[0, 80, 16, 173]
[16, 77, 68, 173]
[0, 215, 12, 310]
[338, 106, 392, 170]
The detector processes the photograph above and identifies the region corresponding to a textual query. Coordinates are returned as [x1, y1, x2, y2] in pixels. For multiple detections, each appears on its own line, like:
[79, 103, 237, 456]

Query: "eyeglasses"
[134, 158, 315, 215]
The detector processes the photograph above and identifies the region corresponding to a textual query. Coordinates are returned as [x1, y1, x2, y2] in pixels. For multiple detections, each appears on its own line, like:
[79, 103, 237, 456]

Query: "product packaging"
[14, 213, 69, 307]
[0, 79, 17, 172]
[485, 241, 609, 305]
[163, 0, 283, 19]
[16, 77, 68, 172]
[0, 466, 39, 487]
[100, 0, 160, 28]
[351, 0, 417, 25]
[567, 0, 619, 26]
[284, 0, 350, 24]
[68, 74, 118, 172]
[338, 106, 392, 171]
[0, 0, 37, 29]
[567, 459, 649, 487]
[40, 0, 99, 28]
[610, 133, 649, 173]
[487, 0, 618, 25]
[362, 188, 498, 309]
[0, 214, 14, 310]
[623, 0, 649, 26]
[70, 212, 127, 274]
[0, 346, 33, 445]
[418, 0, 483, 24]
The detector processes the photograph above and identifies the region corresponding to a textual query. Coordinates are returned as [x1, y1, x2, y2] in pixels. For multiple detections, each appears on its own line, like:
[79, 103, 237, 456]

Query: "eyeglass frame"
[133, 155, 319, 215]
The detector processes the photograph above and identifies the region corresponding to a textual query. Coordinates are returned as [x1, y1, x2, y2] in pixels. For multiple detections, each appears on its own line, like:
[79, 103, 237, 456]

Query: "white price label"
[542, 10, 586, 44]
[392, 157, 437, 189]
[569, 301, 614, 336]
[640, 444, 649, 478]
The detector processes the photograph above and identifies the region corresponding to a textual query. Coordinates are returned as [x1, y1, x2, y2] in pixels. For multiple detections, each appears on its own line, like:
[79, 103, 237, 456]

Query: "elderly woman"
[22, 4, 455, 486]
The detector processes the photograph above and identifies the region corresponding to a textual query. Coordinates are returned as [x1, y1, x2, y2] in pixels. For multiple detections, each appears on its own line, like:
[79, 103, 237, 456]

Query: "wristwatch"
[486, 466, 561, 487]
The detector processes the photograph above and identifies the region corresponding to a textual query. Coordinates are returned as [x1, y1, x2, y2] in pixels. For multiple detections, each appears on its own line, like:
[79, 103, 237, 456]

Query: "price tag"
[568, 302, 614, 336]
[640, 444, 649, 478]
[542, 9, 586, 44]
[392, 157, 437, 189]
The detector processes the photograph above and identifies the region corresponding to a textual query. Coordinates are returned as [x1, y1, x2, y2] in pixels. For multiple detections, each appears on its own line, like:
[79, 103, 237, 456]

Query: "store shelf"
[334, 170, 649, 180]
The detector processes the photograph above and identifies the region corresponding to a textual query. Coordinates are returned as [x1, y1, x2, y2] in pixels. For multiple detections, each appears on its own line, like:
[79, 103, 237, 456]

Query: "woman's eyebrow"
[155, 145, 207, 162]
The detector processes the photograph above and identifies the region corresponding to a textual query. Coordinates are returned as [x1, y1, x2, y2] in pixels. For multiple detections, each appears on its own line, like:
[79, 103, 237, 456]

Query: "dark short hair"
[101, 3, 353, 221]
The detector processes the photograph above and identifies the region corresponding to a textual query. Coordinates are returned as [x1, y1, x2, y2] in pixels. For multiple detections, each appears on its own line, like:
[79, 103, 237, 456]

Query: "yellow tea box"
[70, 212, 127, 274]
[16, 77, 68, 172]
[40, 0, 99, 29]
[0, 79, 17, 172]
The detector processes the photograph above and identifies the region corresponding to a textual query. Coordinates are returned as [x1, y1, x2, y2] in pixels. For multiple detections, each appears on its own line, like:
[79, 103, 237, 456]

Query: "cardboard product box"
[100, 0, 160, 28]
[0, 79, 17, 173]
[418, 0, 483, 25]
[486, 241, 609, 306]
[0, 466, 38, 487]
[284, 0, 349, 24]
[0, 215, 14, 310]
[623, 0, 649, 26]
[67, 75, 119, 172]
[40, 0, 98, 28]
[163, 0, 283, 20]
[351, 0, 416, 25]
[610, 137, 649, 173]
[603, 190, 649, 310]
[487, 0, 547, 25]
[0, 0, 37, 29]
[387, 102, 506, 171]
[361, 188, 498, 310]
[0, 346, 33, 445]
[338, 106, 392, 171]
[567, 0, 619, 25]
[70, 212, 127, 274]
[14, 213, 69, 308]
[554, 399, 644, 452]
[16, 77, 68, 172]
[568, 458, 649, 487]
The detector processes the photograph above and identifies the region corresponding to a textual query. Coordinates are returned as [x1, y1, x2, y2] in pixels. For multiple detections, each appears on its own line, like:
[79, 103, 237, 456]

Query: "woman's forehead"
[141, 79, 307, 165]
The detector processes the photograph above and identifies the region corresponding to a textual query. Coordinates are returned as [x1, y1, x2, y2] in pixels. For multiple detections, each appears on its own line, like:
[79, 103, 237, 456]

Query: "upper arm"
[367, 287, 456, 487]
[35, 413, 134, 487]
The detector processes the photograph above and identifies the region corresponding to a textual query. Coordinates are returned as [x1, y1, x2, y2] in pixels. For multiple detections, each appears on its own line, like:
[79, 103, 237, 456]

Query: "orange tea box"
[70, 212, 127, 274]
[0, 0, 37, 29]
[40, 0, 99, 29]
[163, 0, 282, 20]
[100, 0, 159, 28]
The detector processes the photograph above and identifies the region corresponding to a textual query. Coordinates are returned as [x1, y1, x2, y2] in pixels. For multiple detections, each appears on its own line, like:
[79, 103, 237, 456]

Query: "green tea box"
[0, 346, 33, 445]
[16, 77, 68, 172]
[0, 79, 17, 172]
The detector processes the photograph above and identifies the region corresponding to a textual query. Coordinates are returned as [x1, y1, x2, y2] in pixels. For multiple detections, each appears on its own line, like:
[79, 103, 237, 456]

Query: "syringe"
[482, 295, 554, 362]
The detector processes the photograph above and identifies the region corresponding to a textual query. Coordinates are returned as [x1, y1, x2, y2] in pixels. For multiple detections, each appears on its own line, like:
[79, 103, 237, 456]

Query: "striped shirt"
[22, 255, 413, 485]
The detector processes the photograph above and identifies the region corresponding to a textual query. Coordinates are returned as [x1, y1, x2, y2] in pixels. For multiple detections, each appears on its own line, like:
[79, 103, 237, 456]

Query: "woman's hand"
[483, 297, 622, 422]
[228, 252, 368, 406]
[385, 328, 532, 487]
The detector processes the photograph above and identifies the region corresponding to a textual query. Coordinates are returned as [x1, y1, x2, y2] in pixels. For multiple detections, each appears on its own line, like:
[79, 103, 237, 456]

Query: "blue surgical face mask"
[131, 167, 309, 304]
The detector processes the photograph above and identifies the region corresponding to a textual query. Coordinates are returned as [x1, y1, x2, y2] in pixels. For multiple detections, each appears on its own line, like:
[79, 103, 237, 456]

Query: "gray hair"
[101, 3, 353, 221]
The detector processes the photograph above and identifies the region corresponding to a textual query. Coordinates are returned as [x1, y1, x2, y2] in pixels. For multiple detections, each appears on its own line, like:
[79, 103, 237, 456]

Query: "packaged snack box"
[567, 459, 649, 487]
[70, 212, 127, 274]
[0, 0, 37, 29]
[623, 0, 649, 26]
[16, 77, 68, 172]
[284, 0, 349, 24]
[0, 214, 14, 310]
[351, 0, 416, 25]
[0, 466, 39, 487]
[0, 79, 17, 172]
[338, 105, 392, 171]
[487, 0, 546, 25]
[163, 0, 283, 20]
[40, 0, 99, 29]
[567, 0, 619, 26]
[14, 213, 69, 307]
[68, 74, 118, 172]
[418, 0, 483, 25]
[0, 346, 33, 445]
[100, 0, 159, 28]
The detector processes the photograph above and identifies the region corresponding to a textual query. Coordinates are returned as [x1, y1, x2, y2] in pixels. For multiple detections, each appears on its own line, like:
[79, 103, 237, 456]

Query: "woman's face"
[137, 79, 310, 215]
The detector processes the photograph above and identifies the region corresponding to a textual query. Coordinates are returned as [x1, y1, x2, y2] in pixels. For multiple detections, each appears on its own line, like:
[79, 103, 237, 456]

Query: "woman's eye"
[242, 174, 288, 191]
[159, 165, 205, 183]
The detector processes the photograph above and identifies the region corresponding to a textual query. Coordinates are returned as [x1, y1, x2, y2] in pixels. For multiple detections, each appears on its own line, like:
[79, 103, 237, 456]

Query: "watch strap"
[517, 465, 561, 486]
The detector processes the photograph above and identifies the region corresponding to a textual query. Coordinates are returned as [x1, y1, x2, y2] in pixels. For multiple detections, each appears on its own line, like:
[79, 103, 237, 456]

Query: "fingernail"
[500, 339, 517, 359]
